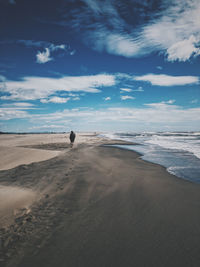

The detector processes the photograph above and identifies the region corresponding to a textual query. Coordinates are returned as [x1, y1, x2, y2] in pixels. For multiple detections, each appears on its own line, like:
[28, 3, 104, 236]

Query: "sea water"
[101, 132, 200, 183]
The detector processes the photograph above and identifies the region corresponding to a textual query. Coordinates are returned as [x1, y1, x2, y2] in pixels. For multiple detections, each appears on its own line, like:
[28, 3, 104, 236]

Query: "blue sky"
[0, 0, 200, 132]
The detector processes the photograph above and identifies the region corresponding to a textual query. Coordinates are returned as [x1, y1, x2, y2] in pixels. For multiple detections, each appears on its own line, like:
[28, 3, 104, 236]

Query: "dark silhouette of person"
[69, 131, 76, 147]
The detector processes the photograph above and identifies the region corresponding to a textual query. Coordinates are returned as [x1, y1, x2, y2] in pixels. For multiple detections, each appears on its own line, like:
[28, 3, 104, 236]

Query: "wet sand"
[1, 134, 200, 266]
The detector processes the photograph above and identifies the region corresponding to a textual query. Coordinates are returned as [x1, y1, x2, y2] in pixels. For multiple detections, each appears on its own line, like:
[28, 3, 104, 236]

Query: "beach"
[1, 133, 200, 267]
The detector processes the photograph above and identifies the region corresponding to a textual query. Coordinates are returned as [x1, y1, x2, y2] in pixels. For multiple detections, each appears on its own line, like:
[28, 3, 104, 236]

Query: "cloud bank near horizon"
[1, 103, 200, 132]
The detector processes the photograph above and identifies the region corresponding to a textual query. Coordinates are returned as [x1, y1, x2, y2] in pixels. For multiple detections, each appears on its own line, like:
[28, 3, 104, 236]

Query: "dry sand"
[0, 186, 36, 228]
[0, 133, 200, 267]
[0, 133, 101, 170]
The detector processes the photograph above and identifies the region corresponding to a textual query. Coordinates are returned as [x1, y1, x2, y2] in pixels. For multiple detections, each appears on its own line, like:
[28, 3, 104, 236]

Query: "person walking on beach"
[69, 131, 76, 147]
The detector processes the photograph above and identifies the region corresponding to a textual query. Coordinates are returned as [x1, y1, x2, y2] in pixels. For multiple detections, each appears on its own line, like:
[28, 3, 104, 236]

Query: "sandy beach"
[1, 133, 200, 267]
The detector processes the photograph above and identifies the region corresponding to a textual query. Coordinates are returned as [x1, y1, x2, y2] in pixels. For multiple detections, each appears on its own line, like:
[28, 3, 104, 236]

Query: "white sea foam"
[100, 133, 119, 140]
[102, 132, 200, 160]
[144, 134, 200, 159]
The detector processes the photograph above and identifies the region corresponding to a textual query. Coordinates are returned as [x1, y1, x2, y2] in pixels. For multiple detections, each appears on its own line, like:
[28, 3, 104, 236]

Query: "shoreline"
[1, 135, 200, 266]
[106, 142, 200, 184]
[107, 145, 200, 188]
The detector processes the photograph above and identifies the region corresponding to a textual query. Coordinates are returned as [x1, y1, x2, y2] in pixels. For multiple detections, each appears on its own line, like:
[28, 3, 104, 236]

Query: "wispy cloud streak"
[40, 97, 70, 103]
[120, 95, 135, 100]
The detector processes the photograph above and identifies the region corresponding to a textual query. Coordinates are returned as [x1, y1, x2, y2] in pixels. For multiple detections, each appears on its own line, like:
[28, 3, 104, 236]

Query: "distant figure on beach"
[69, 131, 76, 147]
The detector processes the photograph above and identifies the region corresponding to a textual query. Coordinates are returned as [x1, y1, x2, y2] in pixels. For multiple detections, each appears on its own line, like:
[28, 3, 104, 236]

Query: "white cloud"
[144, 0, 200, 61]
[34, 43, 76, 64]
[35, 44, 72, 64]
[145, 100, 176, 108]
[15, 40, 75, 63]
[104, 97, 111, 101]
[166, 35, 200, 62]
[64, 93, 80, 100]
[2, 72, 197, 102]
[36, 48, 52, 64]
[141, 0, 200, 61]
[0, 108, 29, 120]
[0, 74, 115, 100]
[13, 102, 35, 107]
[72, 0, 200, 61]
[120, 95, 135, 100]
[72, 97, 80, 101]
[40, 97, 70, 104]
[67, 93, 78, 97]
[120, 87, 144, 93]
[1, 102, 35, 109]
[120, 88, 133, 93]
[134, 74, 199, 86]
[102, 34, 141, 58]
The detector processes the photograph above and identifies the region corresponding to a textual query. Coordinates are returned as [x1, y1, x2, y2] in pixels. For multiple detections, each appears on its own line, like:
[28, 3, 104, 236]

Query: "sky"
[0, 0, 200, 132]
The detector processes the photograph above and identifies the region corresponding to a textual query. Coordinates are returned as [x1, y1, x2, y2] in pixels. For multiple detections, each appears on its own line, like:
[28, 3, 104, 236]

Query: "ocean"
[101, 132, 200, 184]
